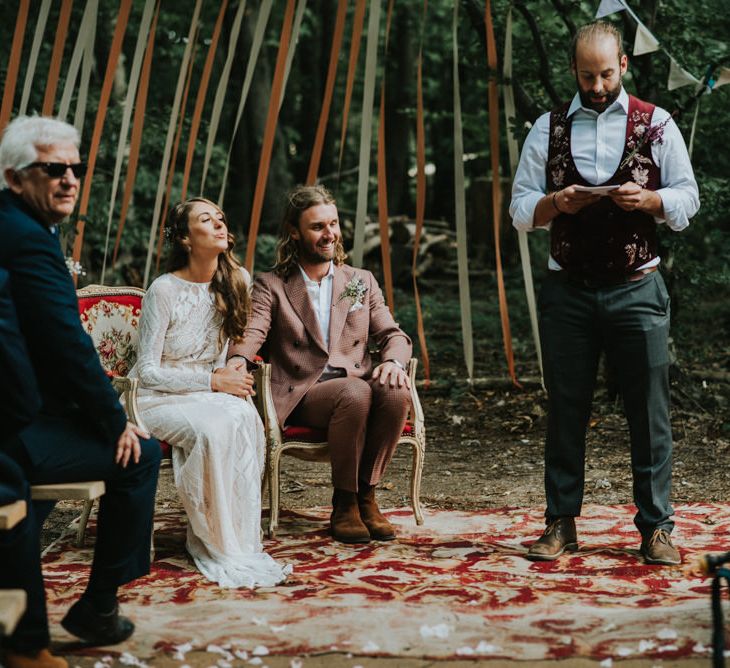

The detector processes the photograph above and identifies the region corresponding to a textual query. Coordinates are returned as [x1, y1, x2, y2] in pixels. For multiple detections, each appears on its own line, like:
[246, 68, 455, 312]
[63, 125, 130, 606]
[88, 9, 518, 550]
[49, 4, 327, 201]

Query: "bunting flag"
[200, 0, 248, 194]
[338, 0, 368, 173]
[111, 1, 160, 271]
[71, 0, 134, 283]
[452, 0, 474, 380]
[19, 0, 51, 116]
[244, 0, 297, 272]
[412, 0, 431, 387]
[218, 0, 273, 205]
[376, 0, 395, 314]
[595, 0, 626, 18]
[714, 67, 730, 89]
[668, 58, 700, 91]
[180, 0, 230, 202]
[100, 0, 157, 282]
[143, 0, 202, 287]
[633, 22, 660, 56]
[351, 0, 381, 268]
[57, 0, 97, 122]
[306, 0, 348, 185]
[484, 0, 517, 386]
[42, 0, 74, 116]
[502, 7, 542, 383]
[0, 0, 30, 134]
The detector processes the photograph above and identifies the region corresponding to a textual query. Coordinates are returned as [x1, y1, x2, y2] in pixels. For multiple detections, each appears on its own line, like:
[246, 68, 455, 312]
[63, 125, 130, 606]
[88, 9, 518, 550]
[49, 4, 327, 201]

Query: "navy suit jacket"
[0, 189, 126, 461]
[0, 266, 41, 440]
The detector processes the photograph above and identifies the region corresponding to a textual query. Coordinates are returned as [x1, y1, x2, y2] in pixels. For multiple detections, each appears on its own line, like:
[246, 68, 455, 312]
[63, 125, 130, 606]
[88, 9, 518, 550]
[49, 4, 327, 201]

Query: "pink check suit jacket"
[228, 264, 412, 427]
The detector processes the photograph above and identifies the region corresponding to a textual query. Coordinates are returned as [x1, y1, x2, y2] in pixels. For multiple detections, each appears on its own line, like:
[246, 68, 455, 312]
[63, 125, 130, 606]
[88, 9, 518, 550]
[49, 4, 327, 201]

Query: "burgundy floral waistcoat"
[547, 95, 661, 283]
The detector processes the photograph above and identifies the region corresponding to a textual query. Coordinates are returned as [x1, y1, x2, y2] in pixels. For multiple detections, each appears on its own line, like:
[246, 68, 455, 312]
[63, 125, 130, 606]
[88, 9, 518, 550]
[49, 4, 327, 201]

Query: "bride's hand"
[212, 367, 256, 397]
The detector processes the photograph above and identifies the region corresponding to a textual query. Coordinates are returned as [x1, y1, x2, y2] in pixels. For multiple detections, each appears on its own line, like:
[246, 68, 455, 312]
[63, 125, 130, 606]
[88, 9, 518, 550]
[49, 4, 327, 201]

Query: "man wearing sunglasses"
[0, 116, 160, 668]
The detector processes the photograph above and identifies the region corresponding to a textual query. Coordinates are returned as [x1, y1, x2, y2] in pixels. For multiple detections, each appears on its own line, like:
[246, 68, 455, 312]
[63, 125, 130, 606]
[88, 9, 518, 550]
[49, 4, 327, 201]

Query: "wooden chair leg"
[268, 445, 282, 538]
[75, 499, 95, 547]
[410, 438, 425, 526]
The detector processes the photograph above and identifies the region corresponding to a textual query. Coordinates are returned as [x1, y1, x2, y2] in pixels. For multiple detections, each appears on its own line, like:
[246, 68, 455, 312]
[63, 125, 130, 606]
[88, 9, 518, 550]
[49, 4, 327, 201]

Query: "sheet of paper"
[573, 184, 620, 195]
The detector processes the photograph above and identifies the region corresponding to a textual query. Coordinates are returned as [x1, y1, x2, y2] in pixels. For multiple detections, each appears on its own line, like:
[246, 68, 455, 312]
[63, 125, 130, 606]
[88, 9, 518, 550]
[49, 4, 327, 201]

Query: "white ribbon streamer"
[18, 0, 51, 115]
[74, 0, 97, 136]
[58, 0, 97, 122]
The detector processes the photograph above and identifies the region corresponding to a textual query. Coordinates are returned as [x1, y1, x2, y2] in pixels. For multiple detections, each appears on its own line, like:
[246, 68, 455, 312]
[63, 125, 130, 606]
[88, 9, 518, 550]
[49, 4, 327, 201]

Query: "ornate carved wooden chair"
[253, 360, 426, 537]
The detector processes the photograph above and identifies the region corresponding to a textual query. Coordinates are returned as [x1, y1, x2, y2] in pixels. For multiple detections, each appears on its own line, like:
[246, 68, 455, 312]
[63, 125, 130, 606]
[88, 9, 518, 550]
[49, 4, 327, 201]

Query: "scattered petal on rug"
[43, 503, 729, 662]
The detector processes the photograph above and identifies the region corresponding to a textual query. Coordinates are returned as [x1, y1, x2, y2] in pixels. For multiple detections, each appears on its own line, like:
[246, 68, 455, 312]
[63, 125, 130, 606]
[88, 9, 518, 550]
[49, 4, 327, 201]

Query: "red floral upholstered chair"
[75, 285, 172, 546]
[253, 359, 426, 537]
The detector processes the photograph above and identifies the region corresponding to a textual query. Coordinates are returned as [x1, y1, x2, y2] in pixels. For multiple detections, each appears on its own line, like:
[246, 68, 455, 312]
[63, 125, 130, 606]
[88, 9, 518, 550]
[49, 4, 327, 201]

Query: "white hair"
[0, 115, 80, 189]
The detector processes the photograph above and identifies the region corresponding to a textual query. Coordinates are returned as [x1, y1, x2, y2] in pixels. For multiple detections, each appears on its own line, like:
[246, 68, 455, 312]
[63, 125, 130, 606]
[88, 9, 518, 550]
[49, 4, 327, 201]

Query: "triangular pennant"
[595, 0, 626, 18]
[667, 58, 700, 91]
[633, 22, 660, 56]
[714, 67, 730, 89]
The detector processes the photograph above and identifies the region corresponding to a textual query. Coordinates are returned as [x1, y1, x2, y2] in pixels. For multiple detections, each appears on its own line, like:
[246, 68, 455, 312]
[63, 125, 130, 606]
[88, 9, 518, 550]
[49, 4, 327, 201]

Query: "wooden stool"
[31, 481, 105, 547]
[0, 500, 27, 530]
[0, 590, 26, 636]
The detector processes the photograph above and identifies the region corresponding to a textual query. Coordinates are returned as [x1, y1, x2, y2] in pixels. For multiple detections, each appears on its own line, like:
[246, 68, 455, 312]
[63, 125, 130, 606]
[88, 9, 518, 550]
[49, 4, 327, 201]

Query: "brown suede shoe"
[5, 649, 68, 668]
[358, 485, 396, 541]
[641, 528, 681, 565]
[330, 489, 370, 543]
[526, 517, 578, 561]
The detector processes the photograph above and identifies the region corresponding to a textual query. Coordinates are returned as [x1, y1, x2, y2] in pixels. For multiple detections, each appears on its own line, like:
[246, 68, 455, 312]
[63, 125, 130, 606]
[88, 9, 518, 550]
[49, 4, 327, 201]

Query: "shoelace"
[647, 529, 673, 548]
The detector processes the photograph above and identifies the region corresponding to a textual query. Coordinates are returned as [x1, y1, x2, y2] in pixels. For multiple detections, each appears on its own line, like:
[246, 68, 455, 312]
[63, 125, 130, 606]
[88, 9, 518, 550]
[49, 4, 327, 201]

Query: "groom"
[228, 185, 412, 544]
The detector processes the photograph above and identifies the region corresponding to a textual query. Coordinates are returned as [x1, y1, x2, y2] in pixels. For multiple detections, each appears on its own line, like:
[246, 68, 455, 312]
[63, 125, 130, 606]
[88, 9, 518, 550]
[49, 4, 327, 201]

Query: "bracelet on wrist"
[552, 191, 565, 215]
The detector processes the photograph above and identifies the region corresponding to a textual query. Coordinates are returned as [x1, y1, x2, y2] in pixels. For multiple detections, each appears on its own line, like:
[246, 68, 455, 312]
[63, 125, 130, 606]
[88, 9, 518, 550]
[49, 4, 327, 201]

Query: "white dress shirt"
[299, 262, 343, 380]
[509, 87, 700, 269]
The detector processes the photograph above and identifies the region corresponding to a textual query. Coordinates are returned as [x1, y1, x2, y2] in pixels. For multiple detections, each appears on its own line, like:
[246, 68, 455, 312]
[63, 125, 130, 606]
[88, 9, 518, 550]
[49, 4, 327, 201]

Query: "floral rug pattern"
[43, 503, 729, 662]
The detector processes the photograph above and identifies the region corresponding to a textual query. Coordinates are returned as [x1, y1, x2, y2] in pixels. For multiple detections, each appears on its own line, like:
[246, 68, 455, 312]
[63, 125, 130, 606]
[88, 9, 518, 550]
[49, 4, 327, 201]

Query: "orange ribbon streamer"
[412, 0, 431, 386]
[42, 0, 74, 116]
[180, 0, 229, 201]
[484, 0, 518, 386]
[244, 0, 296, 272]
[306, 0, 347, 185]
[72, 0, 133, 281]
[337, 0, 367, 173]
[112, 1, 160, 266]
[0, 0, 30, 134]
[377, 0, 395, 314]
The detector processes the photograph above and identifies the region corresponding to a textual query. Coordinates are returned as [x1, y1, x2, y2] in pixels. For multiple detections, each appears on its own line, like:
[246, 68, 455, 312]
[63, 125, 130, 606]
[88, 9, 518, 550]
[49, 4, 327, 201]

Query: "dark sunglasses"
[23, 161, 87, 179]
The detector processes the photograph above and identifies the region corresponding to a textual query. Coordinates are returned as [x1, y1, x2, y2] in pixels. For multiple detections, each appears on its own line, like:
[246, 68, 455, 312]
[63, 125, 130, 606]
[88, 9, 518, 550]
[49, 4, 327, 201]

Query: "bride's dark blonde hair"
[166, 198, 249, 344]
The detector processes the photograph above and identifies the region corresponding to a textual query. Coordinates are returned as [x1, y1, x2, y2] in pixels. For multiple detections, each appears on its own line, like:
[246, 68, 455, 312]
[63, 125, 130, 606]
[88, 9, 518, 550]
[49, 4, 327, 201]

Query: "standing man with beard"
[509, 22, 699, 565]
[227, 185, 412, 544]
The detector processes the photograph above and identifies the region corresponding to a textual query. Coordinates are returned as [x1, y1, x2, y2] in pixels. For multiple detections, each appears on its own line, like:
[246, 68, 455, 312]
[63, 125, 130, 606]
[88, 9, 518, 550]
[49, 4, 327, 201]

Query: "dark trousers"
[538, 270, 673, 538]
[290, 377, 411, 492]
[1, 414, 160, 652]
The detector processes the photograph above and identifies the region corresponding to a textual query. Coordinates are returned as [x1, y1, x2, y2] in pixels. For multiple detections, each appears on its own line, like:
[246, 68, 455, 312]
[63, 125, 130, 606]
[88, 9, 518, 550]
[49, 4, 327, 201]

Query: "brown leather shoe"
[330, 489, 370, 543]
[5, 649, 68, 668]
[357, 484, 396, 541]
[641, 528, 681, 565]
[526, 517, 578, 561]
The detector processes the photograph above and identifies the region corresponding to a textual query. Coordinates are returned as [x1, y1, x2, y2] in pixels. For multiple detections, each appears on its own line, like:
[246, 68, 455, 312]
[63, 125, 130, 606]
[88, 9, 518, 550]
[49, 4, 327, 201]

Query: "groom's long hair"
[273, 184, 347, 277]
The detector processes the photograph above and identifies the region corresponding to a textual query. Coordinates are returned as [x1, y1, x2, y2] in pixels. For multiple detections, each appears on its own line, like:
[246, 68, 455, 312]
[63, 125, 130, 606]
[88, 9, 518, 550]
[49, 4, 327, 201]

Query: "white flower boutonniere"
[339, 276, 368, 312]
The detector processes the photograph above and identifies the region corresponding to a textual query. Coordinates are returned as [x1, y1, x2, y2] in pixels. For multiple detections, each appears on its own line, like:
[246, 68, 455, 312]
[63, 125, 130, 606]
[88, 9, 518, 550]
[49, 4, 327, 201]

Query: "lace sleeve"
[136, 279, 213, 393]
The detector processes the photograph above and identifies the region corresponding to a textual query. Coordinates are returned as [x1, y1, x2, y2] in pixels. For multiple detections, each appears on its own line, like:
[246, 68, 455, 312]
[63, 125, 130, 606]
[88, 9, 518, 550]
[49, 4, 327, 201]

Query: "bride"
[129, 197, 290, 588]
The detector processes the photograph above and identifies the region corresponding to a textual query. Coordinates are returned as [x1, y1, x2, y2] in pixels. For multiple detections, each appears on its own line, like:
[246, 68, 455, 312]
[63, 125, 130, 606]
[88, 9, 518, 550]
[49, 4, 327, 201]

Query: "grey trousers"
[538, 270, 674, 538]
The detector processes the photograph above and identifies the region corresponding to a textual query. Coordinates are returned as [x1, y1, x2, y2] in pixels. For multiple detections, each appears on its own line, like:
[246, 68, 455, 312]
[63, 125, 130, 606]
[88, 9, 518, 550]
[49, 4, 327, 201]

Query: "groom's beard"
[576, 75, 622, 113]
[298, 239, 341, 264]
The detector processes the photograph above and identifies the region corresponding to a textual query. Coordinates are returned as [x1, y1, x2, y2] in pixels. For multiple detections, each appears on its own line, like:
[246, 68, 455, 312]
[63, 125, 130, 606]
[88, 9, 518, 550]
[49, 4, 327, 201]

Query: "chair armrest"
[406, 358, 425, 436]
[253, 363, 284, 445]
[111, 376, 149, 434]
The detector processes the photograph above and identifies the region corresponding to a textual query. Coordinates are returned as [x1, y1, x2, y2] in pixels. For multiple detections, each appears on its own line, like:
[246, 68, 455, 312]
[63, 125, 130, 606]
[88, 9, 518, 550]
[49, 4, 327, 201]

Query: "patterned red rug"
[43, 503, 728, 663]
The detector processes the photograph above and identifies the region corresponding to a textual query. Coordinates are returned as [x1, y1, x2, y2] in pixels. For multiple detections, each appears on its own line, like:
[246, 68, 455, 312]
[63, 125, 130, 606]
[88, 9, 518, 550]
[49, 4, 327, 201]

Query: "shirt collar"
[567, 86, 629, 118]
[299, 261, 335, 285]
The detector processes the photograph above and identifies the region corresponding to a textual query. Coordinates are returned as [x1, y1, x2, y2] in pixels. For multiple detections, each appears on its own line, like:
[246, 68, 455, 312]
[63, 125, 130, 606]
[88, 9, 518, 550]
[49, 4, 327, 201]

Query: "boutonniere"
[339, 276, 368, 312]
[619, 116, 671, 173]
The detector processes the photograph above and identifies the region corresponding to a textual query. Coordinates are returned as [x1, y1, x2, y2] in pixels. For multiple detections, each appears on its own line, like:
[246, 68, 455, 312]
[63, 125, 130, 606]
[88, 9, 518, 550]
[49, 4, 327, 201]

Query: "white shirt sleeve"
[136, 279, 213, 393]
[509, 112, 552, 232]
[650, 107, 700, 231]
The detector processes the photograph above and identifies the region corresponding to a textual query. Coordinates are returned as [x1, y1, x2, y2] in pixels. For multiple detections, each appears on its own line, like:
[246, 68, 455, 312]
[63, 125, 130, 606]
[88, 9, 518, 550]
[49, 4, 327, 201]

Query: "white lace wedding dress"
[129, 271, 290, 588]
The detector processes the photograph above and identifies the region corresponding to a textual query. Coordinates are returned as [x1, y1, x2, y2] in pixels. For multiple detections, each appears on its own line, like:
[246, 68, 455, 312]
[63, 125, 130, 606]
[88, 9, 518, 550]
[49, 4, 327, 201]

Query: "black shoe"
[61, 598, 135, 645]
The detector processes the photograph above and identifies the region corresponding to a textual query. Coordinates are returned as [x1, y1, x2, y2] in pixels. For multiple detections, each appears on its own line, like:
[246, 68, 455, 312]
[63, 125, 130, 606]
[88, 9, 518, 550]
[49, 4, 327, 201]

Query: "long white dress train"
[129, 271, 290, 588]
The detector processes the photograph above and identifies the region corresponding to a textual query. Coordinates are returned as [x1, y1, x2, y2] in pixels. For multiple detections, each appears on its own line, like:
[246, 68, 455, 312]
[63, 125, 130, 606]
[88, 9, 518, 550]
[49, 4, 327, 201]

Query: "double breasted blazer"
[228, 264, 412, 426]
